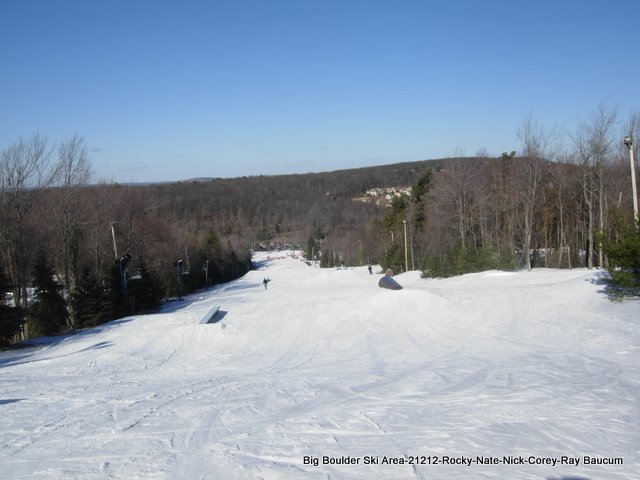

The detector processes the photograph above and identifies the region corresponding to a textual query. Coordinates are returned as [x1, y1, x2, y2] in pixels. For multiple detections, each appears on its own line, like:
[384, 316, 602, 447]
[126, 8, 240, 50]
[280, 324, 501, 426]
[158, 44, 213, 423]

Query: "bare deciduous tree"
[434, 157, 487, 251]
[573, 104, 617, 268]
[50, 135, 92, 328]
[0, 135, 54, 322]
[516, 114, 558, 270]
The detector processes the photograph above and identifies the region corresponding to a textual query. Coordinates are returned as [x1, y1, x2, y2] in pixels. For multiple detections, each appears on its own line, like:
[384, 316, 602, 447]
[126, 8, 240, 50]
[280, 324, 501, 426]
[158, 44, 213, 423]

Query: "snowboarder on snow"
[263, 277, 270, 289]
[368, 265, 373, 275]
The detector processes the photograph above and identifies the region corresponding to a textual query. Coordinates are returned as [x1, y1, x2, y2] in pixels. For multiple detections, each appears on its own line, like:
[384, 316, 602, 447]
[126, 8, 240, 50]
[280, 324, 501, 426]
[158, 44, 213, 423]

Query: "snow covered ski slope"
[1, 251, 638, 479]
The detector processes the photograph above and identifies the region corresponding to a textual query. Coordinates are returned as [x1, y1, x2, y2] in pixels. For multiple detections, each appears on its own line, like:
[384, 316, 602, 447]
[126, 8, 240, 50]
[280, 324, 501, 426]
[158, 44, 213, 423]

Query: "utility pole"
[409, 223, 415, 271]
[624, 136, 639, 230]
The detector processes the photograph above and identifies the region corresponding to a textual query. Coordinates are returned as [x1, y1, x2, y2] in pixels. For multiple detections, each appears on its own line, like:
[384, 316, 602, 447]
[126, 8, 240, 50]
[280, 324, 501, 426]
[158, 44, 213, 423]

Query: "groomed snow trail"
[1, 252, 638, 479]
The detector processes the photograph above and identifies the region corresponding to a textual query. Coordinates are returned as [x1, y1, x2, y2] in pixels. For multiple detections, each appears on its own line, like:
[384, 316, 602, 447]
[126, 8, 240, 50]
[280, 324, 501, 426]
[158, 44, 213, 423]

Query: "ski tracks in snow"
[1, 256, 638, 479]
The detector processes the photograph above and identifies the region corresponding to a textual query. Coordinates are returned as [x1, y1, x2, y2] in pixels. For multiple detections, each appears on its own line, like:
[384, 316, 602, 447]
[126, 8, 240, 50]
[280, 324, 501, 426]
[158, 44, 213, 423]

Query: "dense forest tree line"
[0, 136, 254, 344]
[1, 105, 639, 344]
[373, 109, 639, 283]
[397, 109, 639, 291]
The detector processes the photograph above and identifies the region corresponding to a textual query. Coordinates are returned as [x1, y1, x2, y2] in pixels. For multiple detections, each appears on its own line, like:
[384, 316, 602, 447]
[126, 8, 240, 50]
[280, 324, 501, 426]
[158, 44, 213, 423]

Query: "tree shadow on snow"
[587, 271, 614, 298]
[160, 282, 260, 314]
[252, 255, 285, 270]
[0, 323, 127, 366]
[252, 259, 271, 270]
[0, 340, 112, 368]
[214, 281, 262, 294]
[587, 270, 640, 301]
[160, 298, 198, 313]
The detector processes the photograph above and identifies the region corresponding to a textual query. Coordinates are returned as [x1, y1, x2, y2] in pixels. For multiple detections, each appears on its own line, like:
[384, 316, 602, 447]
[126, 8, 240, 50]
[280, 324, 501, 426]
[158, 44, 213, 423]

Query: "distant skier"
[368, 265, 373, 275]
[263, 277, 270, 289]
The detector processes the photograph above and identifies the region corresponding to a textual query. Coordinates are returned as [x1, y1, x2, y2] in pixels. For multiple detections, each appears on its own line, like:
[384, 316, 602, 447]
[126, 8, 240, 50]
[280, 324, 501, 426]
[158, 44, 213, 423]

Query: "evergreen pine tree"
[0, 262, 24, 345]
[72, 267, 109, 329]
[201, 230, 223, 284]
[29, 252, 69, 337]
[103, 263, 127, 321]
[603, 207, 640, 293]
[306, 236, 315, 261]
[411, 169, 433, 230]
[383, 243, 403, 273]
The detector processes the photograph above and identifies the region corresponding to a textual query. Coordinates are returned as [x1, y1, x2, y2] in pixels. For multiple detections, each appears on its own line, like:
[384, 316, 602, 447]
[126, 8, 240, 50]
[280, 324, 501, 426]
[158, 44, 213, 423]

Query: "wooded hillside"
[2, 107, 639, 343]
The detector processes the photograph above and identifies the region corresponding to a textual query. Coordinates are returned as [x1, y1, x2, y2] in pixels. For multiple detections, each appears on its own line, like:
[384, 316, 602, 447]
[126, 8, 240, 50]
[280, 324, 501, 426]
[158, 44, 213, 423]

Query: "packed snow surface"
[1, 251, 639, 479]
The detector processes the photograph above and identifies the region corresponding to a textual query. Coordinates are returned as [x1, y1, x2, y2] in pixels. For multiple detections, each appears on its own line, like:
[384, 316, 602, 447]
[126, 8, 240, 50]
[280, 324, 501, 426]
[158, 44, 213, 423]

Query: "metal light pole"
[624, 136, 639, 230]
[403, 220, 408, 273]
[409, 222, 415, 271]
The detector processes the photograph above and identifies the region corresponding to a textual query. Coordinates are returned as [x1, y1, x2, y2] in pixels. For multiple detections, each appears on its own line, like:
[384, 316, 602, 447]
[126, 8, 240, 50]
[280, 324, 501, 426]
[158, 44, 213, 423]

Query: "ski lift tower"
[116, 253, 132, 298]
[203, 258, 209, 287]
[111, 223, 132, 298]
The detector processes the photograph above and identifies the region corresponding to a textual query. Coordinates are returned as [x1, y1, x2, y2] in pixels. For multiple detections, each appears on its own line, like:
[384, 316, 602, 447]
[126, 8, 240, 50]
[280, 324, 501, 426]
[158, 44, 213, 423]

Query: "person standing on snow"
[263, 277, 270, 289]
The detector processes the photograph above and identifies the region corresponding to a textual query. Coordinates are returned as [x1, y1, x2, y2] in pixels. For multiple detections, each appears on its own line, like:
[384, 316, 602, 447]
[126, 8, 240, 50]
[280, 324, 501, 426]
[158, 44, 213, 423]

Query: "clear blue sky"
[1, 0, 638, 183]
